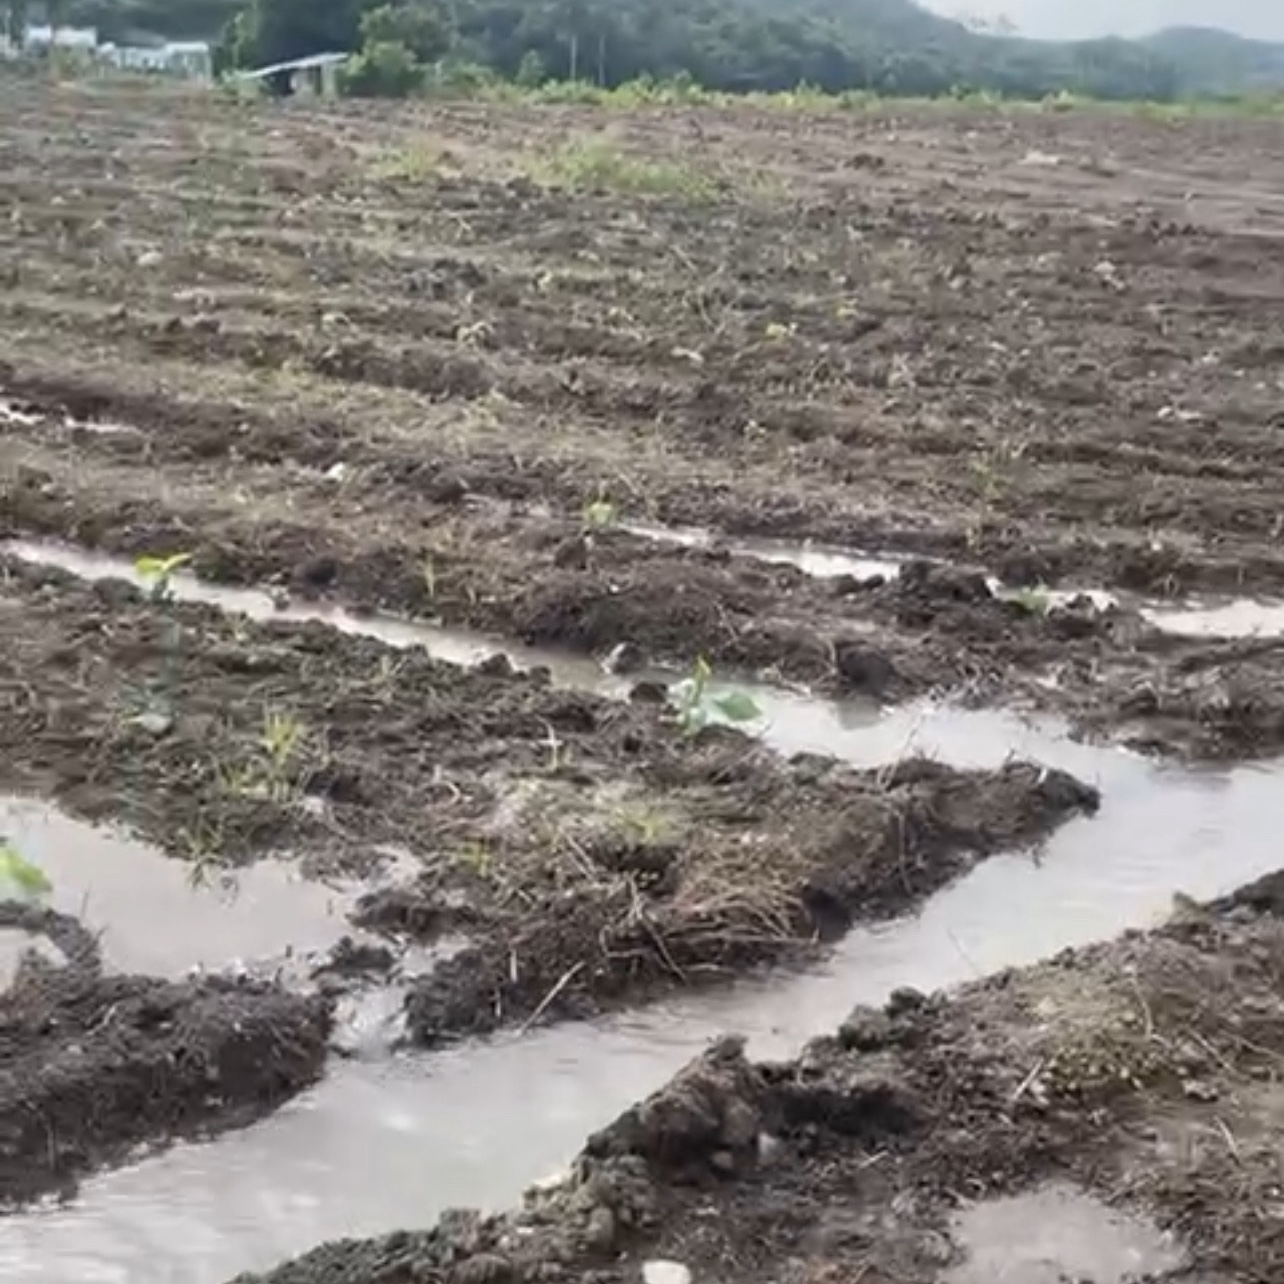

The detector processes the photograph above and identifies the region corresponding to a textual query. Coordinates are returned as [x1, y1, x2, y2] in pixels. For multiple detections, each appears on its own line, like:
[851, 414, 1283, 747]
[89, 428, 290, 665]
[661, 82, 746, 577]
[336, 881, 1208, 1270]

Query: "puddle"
[944, 1182, 1187, 1283]
[625, 517, 1284, 641]
[1145, 598, 1284, 640]
[622, 519, 902, 581]
[0, 398, 136, 435]
[4, 743, 1279, 1283]
[2, 538, 645, 700]
[2, 536, 1282, 1281]
[0, 401, 40, 428]
[0, 796, 358, 978]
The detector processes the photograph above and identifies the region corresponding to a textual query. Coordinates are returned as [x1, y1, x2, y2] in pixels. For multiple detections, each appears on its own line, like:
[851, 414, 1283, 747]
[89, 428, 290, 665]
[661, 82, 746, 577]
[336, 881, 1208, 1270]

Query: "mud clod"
[0, 901, 330, 1204]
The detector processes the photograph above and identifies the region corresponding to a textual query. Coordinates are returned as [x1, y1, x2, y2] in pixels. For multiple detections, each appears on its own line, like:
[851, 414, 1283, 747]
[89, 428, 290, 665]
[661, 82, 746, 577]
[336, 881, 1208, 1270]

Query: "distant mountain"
[1141, 24, 1284, 90]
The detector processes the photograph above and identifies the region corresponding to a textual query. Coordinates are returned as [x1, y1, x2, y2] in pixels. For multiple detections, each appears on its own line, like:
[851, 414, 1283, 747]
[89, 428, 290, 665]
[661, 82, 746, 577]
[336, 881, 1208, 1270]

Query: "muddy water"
[1145, 597, 1284, 639]
[624, 517, 1284, 640]
[0, 797, 359, 977]
[1, 539, 1281, 1282]
[1, 537, 645, 699]
[622, 518, 902, 581]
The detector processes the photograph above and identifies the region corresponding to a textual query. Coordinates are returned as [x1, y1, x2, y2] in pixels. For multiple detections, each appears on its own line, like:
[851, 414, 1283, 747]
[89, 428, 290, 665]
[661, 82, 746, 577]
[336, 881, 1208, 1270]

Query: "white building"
[22, 24, 100, 50]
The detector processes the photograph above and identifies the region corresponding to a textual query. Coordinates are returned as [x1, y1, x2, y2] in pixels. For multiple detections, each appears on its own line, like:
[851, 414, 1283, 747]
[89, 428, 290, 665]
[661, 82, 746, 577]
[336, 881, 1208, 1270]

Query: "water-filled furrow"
[0, 537, 1279, 1283]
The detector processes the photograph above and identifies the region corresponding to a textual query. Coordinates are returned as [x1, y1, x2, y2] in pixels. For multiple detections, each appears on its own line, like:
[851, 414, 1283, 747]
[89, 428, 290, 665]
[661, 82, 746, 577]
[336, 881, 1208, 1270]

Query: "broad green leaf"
[0, 844, 52, 899]
[712, 691, 762, 723]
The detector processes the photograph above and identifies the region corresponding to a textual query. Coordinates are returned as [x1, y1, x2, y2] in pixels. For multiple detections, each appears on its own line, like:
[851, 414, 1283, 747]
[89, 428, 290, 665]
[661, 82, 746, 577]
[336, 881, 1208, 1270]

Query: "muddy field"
[2, 80, 1284, 755]
[235, 872, 1284, 1284]
[1, 76, 1283, 1282]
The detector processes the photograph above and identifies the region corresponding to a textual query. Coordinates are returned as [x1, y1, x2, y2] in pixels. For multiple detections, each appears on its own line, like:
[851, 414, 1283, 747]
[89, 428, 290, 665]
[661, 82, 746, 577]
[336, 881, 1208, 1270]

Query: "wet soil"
[3, 83, 1284, 756]
[0, 554, 1095, 1042]
[0, 899, 330, 1205]
[3, 81, 1283, 1267]
[231, 868, 1284, 1284]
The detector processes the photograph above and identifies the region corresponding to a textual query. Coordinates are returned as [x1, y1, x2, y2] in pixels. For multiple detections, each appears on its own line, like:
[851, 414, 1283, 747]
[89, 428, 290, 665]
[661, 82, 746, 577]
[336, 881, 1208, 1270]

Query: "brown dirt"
[228, 869, 1284, 1284]
[2, 83, 1284, 756]
[1, 79, 1282, 1233]
[0, 899, 330, 1205]
[0, 554, 1096, 1043]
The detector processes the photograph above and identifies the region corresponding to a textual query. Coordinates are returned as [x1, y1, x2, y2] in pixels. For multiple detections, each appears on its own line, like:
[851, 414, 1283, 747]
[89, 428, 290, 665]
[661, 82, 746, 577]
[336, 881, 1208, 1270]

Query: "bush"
[339, 39, 424, 98]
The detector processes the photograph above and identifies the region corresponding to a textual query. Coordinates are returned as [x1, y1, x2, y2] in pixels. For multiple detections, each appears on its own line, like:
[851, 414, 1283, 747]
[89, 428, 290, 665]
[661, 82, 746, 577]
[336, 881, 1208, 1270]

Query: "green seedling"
[1009, 585, 1052, 617]
[259, 708, 307, 801]
[134, 552, 192, 603]
[131, 551, 192, 730]
[0, 842, 52, 901]
[673, 656, 762, 736]
[454, 839, 493, 878]
[581, 496, 618, 530]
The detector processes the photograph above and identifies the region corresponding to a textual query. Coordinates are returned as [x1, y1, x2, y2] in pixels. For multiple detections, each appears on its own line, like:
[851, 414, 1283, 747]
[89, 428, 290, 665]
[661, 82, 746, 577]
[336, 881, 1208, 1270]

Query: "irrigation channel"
[0, 537, 1280, 1283]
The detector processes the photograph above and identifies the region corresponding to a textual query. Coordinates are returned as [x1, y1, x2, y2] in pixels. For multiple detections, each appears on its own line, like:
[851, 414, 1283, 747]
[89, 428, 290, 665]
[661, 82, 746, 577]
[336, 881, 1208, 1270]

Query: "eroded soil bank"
[233, 868, 1284, 1284]
[0, 901, 330, 1205]
[0, 555, 1096, 1044]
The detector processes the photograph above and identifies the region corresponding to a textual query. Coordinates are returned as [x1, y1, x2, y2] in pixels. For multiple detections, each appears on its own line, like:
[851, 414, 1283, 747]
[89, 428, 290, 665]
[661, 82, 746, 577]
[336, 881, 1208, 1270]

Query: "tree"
[340, 37, 425, 94]
[236, 0, 364, 68]
[7, 0, 28, 48]
[359, 2, 453, 64]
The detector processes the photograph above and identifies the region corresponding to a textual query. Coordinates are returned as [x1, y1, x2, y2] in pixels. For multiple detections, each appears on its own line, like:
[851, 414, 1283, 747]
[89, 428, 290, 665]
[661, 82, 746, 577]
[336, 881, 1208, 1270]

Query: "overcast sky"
[923, 2, 1284, 41]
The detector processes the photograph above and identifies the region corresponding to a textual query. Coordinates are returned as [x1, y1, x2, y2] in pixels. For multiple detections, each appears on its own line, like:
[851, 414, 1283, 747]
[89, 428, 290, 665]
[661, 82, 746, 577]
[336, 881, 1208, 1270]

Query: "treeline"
[218, 0, 1188, 99]
[36, 0, 1284, 103]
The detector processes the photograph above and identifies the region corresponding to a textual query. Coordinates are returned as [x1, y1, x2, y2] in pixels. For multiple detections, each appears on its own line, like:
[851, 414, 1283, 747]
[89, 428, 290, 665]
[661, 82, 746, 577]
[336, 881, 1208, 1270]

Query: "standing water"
[0, 540, 1280, 1281]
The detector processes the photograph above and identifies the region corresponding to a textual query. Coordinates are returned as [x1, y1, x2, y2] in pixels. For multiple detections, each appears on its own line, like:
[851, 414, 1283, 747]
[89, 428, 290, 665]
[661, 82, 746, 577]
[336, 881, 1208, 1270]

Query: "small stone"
[642, 1261, 692, 1284]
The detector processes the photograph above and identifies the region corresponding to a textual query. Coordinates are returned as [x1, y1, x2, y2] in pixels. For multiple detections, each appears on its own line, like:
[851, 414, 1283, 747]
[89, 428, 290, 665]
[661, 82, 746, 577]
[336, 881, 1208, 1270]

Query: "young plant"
[260, 707, 307, 801]
[135, 552, 192, 604]
[1008, 585, 1053, 617]
[672, 656, 762, 736]
[131, 551, 192, 732]
[0, 842, 52, 901]
[581, 496, 618, 530]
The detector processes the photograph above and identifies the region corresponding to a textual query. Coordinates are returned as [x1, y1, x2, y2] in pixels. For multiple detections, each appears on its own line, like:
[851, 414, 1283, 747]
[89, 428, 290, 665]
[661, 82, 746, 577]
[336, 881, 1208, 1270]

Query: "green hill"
[48, 0, 1284, 99]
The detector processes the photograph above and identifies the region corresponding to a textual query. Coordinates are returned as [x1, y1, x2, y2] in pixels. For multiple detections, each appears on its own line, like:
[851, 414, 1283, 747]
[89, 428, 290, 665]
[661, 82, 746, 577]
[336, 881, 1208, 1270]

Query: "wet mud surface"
[1, 80, 1282, 1274]
[234, 871, 1284, 1284]
[3, 84, 1284, 757]
[0, 900, 329, 1205]
[0, 555, 1096, 1045]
